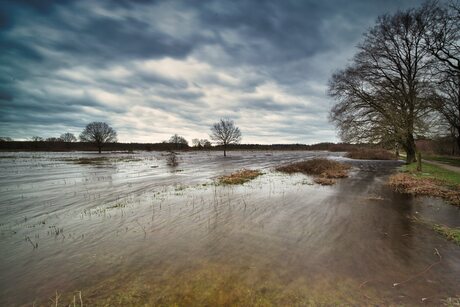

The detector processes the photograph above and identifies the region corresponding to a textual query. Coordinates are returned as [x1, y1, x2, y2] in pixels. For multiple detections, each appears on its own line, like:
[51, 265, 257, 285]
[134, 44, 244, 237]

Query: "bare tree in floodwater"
[328, 7, 436, 164]
[210, 118, 241, 157]
[79, 122, 117, 153]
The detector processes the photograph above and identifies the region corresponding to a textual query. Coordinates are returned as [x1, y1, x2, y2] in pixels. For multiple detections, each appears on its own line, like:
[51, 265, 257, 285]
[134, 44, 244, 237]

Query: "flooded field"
[0, 151, 459, 306]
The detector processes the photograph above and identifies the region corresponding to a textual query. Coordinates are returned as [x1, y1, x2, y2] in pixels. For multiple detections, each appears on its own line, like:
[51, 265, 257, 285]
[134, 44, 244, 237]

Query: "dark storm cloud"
[0, 0, 425, 143]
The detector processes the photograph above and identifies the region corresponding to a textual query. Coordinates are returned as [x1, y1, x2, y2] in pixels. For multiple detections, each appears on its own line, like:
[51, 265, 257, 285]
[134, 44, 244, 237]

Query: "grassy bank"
[388, 162, 460, 206]
[405, 162, 460, 186]
[424, 155, 460, 167]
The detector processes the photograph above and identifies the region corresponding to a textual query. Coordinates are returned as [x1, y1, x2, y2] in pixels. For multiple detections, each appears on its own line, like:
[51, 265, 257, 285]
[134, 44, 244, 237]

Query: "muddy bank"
[0, 151, 459, 306]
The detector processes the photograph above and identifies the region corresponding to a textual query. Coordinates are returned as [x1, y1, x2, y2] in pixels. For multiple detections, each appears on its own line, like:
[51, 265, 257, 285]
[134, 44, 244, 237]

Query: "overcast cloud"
[0, 0, 424, 144]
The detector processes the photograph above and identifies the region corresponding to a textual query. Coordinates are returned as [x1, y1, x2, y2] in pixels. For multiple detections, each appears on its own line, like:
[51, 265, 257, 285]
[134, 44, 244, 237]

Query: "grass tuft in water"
[432, 224, 460, 246]
[106, 203, 126, 209]
[218, 169, 262, 185]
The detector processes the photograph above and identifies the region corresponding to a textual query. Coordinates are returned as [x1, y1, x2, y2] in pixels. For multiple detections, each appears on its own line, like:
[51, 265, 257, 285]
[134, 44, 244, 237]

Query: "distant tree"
[200, 139, 212, 148]
[46, 137, 63, 142]
[169, 134, 188, 149]
[79, 122, 117, 153]
[0, 137, 13, 141]
[192, 138, 212, 149]
[60, 132, 77, 142]
[210, 119, 242, 156]
[31, 136, 44, 142]
[192, 138, 201, 148]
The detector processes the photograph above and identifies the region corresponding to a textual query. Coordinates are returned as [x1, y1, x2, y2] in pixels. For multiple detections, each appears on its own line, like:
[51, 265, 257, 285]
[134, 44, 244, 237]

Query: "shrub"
[346, 148, 395, 160]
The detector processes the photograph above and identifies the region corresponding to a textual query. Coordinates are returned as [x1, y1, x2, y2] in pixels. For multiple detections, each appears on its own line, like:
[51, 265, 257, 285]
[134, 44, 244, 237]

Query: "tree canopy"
[329, 7, 436, 163]
[210, 119, 241, 156]
[79, 122, 117, 153]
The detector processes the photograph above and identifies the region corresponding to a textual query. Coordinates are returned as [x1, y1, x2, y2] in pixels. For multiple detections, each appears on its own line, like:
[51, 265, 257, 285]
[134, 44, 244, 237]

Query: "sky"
[0, 0, 425, 144]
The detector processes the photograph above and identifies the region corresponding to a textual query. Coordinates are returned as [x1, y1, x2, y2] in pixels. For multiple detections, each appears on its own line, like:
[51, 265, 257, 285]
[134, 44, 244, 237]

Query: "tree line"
[328, 1, 460, 163]
[1, 119, 242, 156]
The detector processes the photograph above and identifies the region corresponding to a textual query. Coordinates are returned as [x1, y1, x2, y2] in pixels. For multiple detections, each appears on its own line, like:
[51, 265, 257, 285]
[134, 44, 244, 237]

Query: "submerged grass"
[388, 162, 460, 206]
[75, 157, 110, 164]
[276, 158, 350, 185]
[412, 217, 460, 246]
[432, 224, 460, 246]
[218, 169, 262, 185]
[346, 148, 396, 160]
[62, 156, 142, 165]
[56, 261, 385, 307]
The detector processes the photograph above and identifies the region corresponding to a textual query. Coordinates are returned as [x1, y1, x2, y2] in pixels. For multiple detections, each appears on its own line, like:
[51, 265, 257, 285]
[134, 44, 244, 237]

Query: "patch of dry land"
[218, 169, 262, 184]
[388, 172, 460, 206]
[276, 158, 350, 185]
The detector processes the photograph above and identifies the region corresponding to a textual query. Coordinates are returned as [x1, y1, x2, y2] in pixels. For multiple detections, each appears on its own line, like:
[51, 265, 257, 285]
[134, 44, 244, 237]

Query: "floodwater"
[0, 151, 459, 306]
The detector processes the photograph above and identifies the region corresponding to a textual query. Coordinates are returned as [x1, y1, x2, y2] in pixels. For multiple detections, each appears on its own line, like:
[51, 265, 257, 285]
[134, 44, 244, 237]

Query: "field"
[0, 151, 459, 306]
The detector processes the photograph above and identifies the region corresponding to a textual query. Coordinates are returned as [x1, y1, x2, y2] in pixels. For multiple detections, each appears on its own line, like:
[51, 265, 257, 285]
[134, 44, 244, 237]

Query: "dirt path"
[423, 159, 460, 173]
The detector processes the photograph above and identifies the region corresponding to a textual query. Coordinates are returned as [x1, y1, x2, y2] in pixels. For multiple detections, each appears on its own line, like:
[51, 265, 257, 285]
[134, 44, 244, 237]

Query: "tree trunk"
[457, 129, 460, 155]
[98, 144, 102, 154]
[223, 144, 226, 157]
[404, 134, 417, 164]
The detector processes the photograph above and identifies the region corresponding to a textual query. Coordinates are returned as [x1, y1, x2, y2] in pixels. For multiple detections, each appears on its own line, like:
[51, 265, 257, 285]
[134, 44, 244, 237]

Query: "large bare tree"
[210, 119, 241, 157]
[79, 122, 117, 153]
[424, 1, 460, 152]
[329, 8, 435, 163]
[423, 1, 460, 73]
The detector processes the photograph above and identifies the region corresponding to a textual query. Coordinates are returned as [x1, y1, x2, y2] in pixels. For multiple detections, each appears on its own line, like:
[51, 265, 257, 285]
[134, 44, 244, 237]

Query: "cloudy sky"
[0, 0, 424, 144]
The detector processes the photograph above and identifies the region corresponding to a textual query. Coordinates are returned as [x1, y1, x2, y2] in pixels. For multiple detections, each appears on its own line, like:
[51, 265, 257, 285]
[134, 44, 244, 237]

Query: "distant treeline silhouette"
[0, 140, 360, 152]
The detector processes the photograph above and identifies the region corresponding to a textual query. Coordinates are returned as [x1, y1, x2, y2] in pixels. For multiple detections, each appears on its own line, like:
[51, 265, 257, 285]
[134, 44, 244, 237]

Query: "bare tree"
[423, 1, 460, 152]
[79, 122, 117, 153]
[168, 134, 188, 149]
[423, 1, 460, 73]
[192, 138, 212, 148]
[210, 119, 241, 157]
[30, 136, 43, 142]
[329, 8, 435, 163]
[200, 139, 212, 148]
[192, 138, 201, 148]
[433, 71, 460, 152]
[60, 132, 77, 142]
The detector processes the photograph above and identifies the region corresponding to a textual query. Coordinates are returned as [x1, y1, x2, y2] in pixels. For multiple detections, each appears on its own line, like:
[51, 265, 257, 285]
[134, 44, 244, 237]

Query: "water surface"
[0, 151, 459, 306]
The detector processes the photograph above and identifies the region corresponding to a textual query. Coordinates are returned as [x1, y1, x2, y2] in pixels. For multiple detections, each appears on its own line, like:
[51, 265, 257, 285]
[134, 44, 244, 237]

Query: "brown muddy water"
[0, 151, 459, 306]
